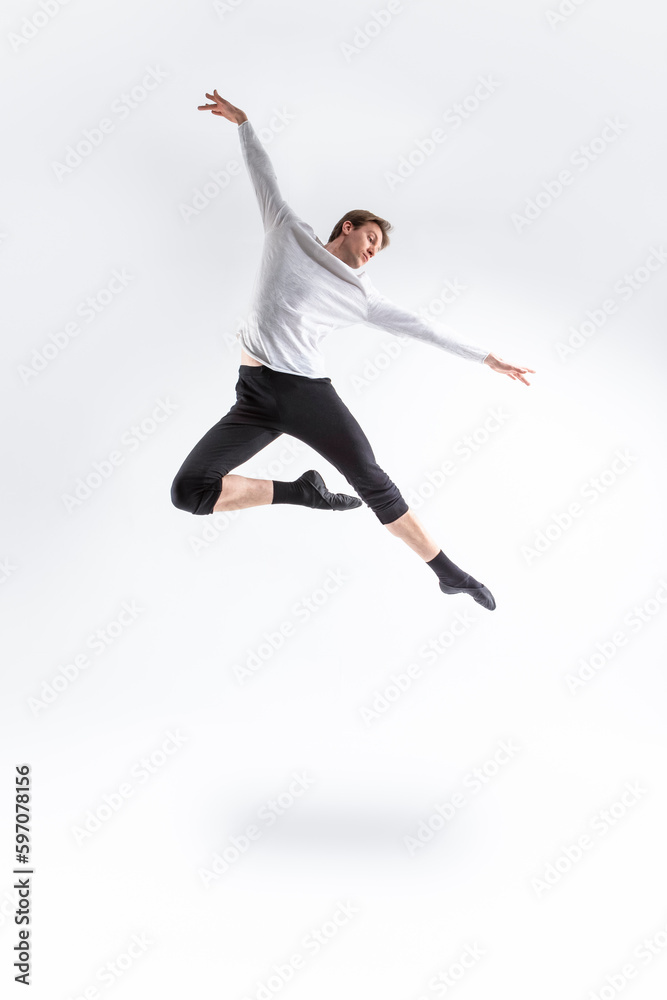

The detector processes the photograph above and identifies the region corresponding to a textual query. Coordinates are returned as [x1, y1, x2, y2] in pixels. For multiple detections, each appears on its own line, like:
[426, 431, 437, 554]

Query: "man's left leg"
[273, 372, 496, 610]
[384, 509, 496, 611]
[383, 508, 439, 560]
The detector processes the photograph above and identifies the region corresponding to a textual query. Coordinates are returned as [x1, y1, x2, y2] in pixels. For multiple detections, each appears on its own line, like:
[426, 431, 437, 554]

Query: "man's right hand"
[197, 89, 248, 125]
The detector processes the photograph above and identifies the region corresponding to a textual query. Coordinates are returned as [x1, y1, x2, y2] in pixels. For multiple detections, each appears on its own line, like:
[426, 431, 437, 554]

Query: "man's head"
[324, 209, 392, 269]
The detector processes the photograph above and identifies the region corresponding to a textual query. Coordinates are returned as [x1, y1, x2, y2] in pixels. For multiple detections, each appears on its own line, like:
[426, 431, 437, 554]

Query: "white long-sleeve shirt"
[234, 119, 489, 378]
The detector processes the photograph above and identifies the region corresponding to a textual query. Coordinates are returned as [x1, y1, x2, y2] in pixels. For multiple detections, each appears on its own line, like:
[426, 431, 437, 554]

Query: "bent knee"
[170, 474, 198, 514]
[171, 473, 220, 516]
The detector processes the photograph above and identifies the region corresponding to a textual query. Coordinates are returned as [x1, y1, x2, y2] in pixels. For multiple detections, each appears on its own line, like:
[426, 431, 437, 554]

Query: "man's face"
[340, 221, 383, 269]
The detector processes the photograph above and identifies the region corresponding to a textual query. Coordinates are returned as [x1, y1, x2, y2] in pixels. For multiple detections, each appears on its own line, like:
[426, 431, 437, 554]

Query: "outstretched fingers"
[510, 367, 535, 386]
[198, 90, 223, 112]
[198, 90, 239, 120]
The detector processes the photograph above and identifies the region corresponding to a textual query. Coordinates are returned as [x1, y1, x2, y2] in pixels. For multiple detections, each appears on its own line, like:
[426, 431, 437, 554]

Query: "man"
[171, 90, 536, 611]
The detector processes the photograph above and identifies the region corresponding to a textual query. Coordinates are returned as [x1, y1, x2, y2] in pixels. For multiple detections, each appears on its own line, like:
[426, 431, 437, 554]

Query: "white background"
[2, 0, 667, 997]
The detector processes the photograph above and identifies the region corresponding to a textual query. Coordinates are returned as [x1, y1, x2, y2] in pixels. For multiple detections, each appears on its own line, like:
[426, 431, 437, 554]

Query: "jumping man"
[171, 91, 536, 611]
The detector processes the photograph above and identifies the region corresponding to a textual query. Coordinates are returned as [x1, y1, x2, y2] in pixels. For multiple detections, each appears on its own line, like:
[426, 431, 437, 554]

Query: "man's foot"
[426, 549, 497, 611]
[272, 470, 362, 511]
[298, 470, 362, 511]
[438, 577, 496, 611]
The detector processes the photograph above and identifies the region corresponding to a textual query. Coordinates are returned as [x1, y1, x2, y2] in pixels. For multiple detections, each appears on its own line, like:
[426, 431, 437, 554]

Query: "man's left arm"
[366, 290, 535, 385]
[366, 288, 489, 363]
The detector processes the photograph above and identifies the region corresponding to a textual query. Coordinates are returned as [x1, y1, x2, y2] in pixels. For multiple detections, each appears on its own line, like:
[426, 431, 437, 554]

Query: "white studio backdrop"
[2, 0, 667, 997]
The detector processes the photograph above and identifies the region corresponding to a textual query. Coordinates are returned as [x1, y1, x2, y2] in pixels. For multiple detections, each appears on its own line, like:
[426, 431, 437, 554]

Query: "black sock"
[271, 476, 310, 506]
[426, 549, 482, 589]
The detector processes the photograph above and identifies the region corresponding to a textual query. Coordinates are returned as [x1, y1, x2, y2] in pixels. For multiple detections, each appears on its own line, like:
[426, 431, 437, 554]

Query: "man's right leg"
[171, 418, 281, 516]
[171, 366, 361, 516]
[213, 474, 273, 511]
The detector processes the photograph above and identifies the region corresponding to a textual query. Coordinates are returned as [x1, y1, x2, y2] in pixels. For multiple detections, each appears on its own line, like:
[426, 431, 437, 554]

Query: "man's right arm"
[198, 89, 290, 232]
[236, 119, 291, 232]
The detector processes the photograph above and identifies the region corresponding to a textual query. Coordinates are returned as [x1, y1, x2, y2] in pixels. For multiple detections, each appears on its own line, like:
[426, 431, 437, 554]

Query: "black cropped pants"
[170, 364, 409, 525]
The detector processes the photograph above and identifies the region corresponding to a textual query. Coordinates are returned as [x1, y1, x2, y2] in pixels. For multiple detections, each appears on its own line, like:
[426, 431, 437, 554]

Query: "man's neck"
[323, 241, 359, 270]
